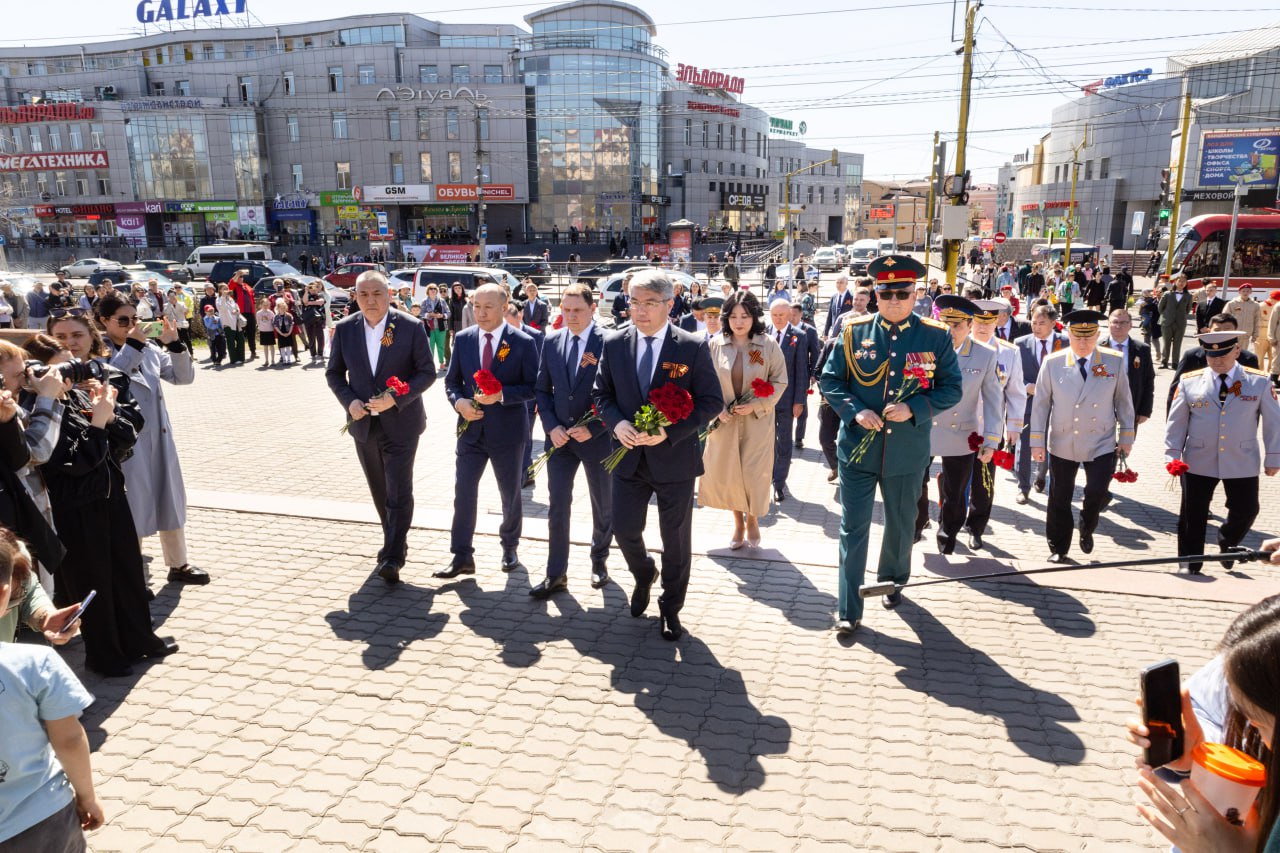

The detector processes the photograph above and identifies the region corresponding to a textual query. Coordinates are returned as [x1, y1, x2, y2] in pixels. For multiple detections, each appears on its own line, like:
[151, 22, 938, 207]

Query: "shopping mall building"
[0, 1, 863, 249]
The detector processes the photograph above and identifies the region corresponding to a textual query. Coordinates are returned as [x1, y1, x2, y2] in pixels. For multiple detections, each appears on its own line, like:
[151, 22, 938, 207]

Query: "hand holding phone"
[57, 590, 96, 636]
[1140, 660, 1185, 768]
[142, 321, 164, 339]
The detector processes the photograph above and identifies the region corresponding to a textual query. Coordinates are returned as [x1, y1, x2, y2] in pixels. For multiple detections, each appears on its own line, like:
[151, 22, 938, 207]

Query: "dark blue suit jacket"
[592, 323, 723, 482]
[325, 308, 437, 442]
[611, 293, 630, 326]
[445, 325, 539, 448]
[522, 298, 550, 331]
[769, 324, 807, 409]
[519, 323, 545, 356]
[823, 290, 854, 337]
[535, 326, 610, 461]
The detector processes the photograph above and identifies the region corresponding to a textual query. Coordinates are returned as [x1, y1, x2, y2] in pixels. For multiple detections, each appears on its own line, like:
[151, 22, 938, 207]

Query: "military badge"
[1092, 363, 1112, 378]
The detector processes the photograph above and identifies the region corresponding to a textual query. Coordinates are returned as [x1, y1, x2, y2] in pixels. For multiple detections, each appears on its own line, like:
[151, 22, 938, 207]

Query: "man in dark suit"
[1100, 308, 1155, 426]
[678, 298, 707, 335]
[507, 302, 546, 488]
[437, 284, 540, 577]
[994, 305, 1031, 343]
[1013, 304, 1069, 503]
[768, 299, 806, 502]
[1194, 282, 1226, 333]
[521, 281, 550, 330]
[1166, 313, 1260, 412]
[789, 303, 821, 449]
[592, 269, 723, 641]
[530, 283, 613, 599]
[326, 271, 438, 583]
[822, 275, 853, 338]
[611, 273, 632, 327]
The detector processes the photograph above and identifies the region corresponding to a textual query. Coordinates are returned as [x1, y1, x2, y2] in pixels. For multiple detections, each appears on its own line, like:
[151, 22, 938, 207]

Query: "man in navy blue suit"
[592, 270, 723, 641]
[521, 282, 550, 330]
[767, 299, 807, 502]
[789, 302, 820, 449]
[506, 301, 546, 488]
[437, 284, 540, 577]
[1013, 304, 1068, 502]
[530, 283, 613, 599]
[822, 274, 854, 338]
[326, 271, 438, 584]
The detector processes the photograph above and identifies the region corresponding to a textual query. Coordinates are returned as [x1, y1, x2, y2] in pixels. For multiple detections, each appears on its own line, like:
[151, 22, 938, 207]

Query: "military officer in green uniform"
[820, 256, 963, 635]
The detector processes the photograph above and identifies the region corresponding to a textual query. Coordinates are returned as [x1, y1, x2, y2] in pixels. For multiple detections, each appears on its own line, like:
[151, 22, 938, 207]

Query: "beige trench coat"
[698, 333, 788, 516]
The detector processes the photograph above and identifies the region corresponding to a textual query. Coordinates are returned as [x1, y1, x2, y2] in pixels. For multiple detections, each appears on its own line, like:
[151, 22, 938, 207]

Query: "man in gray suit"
[1030, 309, 1136, 562]
[1013, 305, 1068, 502]
[1166, 330, 1280, 573]
[1158, 274, 1193, 368]
[914, 295, 1003, 554]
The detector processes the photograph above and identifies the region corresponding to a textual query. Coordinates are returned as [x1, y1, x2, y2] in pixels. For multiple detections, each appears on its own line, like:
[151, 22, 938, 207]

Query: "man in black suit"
[1100, 308, 1155, 426]
[1013, 305, 1068, 502]
[677, 298, 707, 335]
[530, 283, 613, 599]
[437, 284, 540, 577]
[768, 299, 807, 501]
[994, 303, 1031, 343]
[1166, 313, 1260, 412]
[822, 275, 853, 339]
[326, 271, 438, 583]
[506, 302, 546, 488]
[611, 273, 632, 327]
[521, 281, 550, 331]
[789, 303, 821, 450]
[1195, 283, 1226, 333]
[592, 269, 723, 640]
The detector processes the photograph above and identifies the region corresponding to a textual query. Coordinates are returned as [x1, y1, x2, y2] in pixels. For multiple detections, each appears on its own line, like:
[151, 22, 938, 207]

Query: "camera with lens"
[25, 359, 106, 385]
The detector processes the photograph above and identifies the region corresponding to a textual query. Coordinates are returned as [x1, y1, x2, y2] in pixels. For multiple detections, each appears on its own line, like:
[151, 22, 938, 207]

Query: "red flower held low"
[386, 376, 410, 396]
[1166, 460, 1189, 477]
[750, 378, 776, 399]
[474, 369, 503, 396]
[968, 432, 984, 452]
[648, 382, 695, 423]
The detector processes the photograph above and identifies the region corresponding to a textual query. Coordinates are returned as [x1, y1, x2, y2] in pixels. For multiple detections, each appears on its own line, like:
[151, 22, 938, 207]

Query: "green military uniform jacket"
[819, 311, 964, 476]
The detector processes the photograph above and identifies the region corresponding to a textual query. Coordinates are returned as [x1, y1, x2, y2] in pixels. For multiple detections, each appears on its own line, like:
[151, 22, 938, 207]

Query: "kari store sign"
[1198, 130, 1280, 188]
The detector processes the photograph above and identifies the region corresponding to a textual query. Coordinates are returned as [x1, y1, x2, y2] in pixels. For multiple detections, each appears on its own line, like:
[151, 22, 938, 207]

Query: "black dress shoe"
[967, 531, 983, 551]
[912, 530, 924, 544]
[795, 440, 804, 450]
[376, 559, 401, 584]
[658, 601, 684, 641]
[1079, 525, 1094, 554]
[141, 639, 180, 659]
[834, 619, 859, 636]
[1033, 478, 1046, 494]
[590, 566, 610, 588]
[826, 470, 838, 483]
[773, 486, 786, 503]
[937, 533, 956, 555]
[1187, 562, 1204, 575]
[630, 561, 659, 617]
[502, 548, 520, 571]
[882, 590, 903, 610]
[167, 564, 210, 585]
[529, 575, 568, 600]
[88, 662, 135, 678]
[1049, 551, 1072, 563]
[434, 557, 476, 578]
[522, 477, 536, 489]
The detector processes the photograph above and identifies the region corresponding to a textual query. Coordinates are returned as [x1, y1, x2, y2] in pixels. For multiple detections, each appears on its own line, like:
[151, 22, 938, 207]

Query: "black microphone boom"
[858, 549, 1270, 599]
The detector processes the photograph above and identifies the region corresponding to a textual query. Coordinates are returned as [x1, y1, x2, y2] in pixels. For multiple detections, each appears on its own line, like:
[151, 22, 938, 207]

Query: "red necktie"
[482, 333, 494, 372]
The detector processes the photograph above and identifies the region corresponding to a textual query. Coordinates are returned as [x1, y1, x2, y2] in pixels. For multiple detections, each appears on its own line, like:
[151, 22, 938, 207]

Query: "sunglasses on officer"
[876, 290, 915, 301]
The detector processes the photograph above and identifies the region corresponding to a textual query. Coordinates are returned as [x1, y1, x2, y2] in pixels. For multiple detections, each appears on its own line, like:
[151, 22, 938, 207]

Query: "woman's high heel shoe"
[729, 536, 745, 550]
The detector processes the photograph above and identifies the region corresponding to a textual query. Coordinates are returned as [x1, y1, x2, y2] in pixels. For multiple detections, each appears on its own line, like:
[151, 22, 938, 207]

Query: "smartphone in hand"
[57, 590, 96, 636]
[1141, 659, 1184, 767]
[141, 321, 164, 339]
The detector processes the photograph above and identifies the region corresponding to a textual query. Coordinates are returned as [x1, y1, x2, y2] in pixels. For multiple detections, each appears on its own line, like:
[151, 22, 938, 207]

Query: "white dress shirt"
[364, 312, 389, 375]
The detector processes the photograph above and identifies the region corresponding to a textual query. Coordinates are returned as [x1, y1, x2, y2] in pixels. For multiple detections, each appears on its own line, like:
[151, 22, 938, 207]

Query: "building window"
[483, 64, 503, 84]
[446, 108, 459, 140]
[76, 173, 89, 195]
[97, 172, 111, 195]
[238, 75, 253, 102]
[419, 152, 432, 182]
[331, 112, 347, 140]
[68, 125, 82, 148]
[336, 161, 351, 190]
[176, 80, 191, 96]
[1100, 157, 1111, 179]
[417, 108, 430, 140]
[152, 82, 165, 96]
[683, 119, 691, 146]
[477, 108, 489, 141]
[702, 122, 709, 148]
[717, 161, 723, 175]
[287, 114, 299, 142]
[834, 188, 840, 203]
[807, 186, 814, 204]
[682, 159, 691, 174]
[283, 72, 294, 95]
[730, 126, 736, 152]
[819, 186, 825, 204]
[389, 152, 404, 184]
[35, 173, 48, 196]
[54, 171, 67, 196]
[716, 123, 723, 149]
[448, 151, 461, 182]
[47, 126, 61, 151]
[328, 66, 343, 93]
[291, 164, 303, 191]
[28, 128, 41, 152]
[359, 64, 376, 86]
[1084, 160, 1093, 181]
[387, 109, 401, 141]
[90, 123, 104, 149]
[418, 65, 437, 84]
[451, 64, 470, 83]
[702, 160, 708, 173]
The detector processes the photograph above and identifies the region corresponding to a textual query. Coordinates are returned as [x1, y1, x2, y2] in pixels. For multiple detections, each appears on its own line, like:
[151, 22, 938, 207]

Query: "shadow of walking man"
[325, 574, 450, 670]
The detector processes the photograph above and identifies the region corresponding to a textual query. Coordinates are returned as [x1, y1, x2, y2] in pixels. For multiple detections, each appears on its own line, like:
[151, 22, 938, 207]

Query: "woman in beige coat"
[699, 290, 788, 549]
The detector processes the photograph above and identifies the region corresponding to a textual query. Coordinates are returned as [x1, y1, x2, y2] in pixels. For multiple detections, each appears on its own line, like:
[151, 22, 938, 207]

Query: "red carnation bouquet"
[602, 382, 695, 473]
[458, 369, 504, 436]
[1112, 453, 1138, 484]
[340, 376, 409, 434]
[991, 449, 1015, 471]
[969, 432, 995, 493]
[699, 377, 775, 442]
[849, 365, 930, 463]
[527, 404, 603, 479]
[1166, 458, 1189, 491]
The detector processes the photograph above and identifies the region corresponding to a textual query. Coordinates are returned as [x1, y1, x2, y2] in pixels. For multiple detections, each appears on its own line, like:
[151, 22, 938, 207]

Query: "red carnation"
[968, 432, 984, 452]
[1166, 460, 1189, 477]
[648, 382, 695, 424]
[807, 388, 814, 395]
[750, 378, 776, 399]
[386, 376, 410, 396]
[474, 369, 503, 397]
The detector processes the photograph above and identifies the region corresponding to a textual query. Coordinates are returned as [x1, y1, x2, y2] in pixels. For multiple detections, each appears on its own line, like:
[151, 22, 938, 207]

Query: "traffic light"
[1158, 208, 1171, 223]
[1059, 223, 1067, 237]
[1159, 168, 1171, 201]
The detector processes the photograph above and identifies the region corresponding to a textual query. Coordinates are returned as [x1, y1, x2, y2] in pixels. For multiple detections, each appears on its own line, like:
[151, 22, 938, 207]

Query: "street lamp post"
[1221, 178, 1247, 294]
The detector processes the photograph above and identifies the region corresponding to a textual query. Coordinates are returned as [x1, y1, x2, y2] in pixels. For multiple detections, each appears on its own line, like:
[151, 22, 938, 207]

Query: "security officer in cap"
[820, 255, 962, 635]
[700, 297, 724, 340]
[914, 295, 1003, 553]
[965, 297, 1027, 548]
[1166, 330, 1280, 573]
[1030, 309, 1135, 561]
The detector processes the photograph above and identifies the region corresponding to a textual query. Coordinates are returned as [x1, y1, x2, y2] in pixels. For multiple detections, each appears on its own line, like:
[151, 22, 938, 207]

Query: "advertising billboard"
[1198, 130, 1280, 188]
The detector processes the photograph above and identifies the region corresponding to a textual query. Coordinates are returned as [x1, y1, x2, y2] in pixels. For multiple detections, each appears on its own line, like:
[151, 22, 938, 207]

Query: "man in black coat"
[521, 282, 551, 331]
[822, 275, 854, 339]
[1166, 313, 1260, 412]
[767, 299, 807, 502]
[326, 271, 438, 583]
[1100, 308, 1155, 426]
[592, 270, 723, 641]
[1194, 282, 1227, 334]
[789, 302, 821, 449]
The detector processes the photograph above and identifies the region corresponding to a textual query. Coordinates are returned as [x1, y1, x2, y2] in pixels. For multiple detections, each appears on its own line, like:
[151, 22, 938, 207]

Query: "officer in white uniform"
[914, 295, 1003, 554]
[1030, 309, 1136, 561]
[1166, 330, 1280, 573]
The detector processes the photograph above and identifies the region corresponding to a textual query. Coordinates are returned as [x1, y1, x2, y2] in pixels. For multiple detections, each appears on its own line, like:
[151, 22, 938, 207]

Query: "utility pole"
[945, 0, 979, 288]
[1221, 178, 1246, 293]
[782, 149, 839, 263]
[474, 106, 486, 263]
[1064, 125, 1088, 272]
[925, 131, 940, 272]
[1164, 89, 1193, 279]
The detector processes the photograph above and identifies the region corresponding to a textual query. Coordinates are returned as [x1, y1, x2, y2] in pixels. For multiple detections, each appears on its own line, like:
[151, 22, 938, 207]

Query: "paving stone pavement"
[51, 300, 1280, 851]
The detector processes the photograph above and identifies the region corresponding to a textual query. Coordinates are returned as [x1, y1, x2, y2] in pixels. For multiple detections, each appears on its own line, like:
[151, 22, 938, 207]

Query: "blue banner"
[1198, 130, 1280, 188]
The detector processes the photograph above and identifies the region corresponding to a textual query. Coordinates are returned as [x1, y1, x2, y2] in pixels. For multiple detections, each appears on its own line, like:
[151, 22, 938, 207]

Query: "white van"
[848, 238, 881, 275]
[877, 237, 896, 255]
[183, 244, 271, 280]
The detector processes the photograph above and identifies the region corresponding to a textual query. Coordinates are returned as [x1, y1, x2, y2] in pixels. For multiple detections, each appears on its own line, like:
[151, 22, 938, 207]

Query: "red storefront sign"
[0, 151, 109, 172]
[1021, 200, 1078, 212]
[687, 101, 740, 118]
[36, 203, 115, 218]
[434, 184, 516, 202]
[0, 103, 96, 124]
[676, 64, 745, 95]
[643, 244, 671, 260]
[865, 205, 895, 220]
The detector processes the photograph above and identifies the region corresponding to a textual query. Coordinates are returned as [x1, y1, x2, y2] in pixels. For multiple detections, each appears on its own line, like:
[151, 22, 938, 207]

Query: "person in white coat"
[95, 292, 210, 586]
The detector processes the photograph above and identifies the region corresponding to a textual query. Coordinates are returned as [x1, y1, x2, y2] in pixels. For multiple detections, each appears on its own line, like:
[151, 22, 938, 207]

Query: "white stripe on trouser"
[140, 528, 189, 581]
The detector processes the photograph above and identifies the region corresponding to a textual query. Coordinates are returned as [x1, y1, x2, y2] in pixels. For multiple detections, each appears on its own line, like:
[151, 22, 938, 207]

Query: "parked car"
[59, 258, 122, 278]
[492, 255, 552, 286]
[576, 258, 652, 286]
[596, 268, 698, 324]
[182, 244, 271, 280]
[811, 247, 842, 272]
[109, 272, 176, 296]
[405, 266, 508, 302]
[208, 260, 302, 288]
[93, 266, 176, 288]
[389, 268, 417, 289]
[136, 259, 192, 283]
[323, 262, 386, 289]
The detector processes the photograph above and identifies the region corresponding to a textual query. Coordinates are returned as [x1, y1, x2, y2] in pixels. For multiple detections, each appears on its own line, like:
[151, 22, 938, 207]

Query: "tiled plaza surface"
[48, 285, 1280, 851]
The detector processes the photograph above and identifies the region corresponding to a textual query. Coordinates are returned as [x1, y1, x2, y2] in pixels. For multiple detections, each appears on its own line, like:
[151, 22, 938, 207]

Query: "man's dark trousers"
[774, 407, 795, 490]
[818, 402, 840, 471]
[915, 455, 974, 538]
[1046, 452, 1115, 554]
[354, 418, 419, 565]
[794, 398, 808, 444]
[1178, 473, 1259, 571]
[612, 456, 695, 614]
[545, 440, 612, 578]
[451, 436, 526, 557]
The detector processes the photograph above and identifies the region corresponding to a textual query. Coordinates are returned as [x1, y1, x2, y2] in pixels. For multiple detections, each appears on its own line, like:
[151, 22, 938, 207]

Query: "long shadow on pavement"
[920, 553, 1096, 638]
[854, 598, 1086, 766]
[439, 571, 792, 794]
[325, 573, 450, 670]
[706, 553, 837, 632]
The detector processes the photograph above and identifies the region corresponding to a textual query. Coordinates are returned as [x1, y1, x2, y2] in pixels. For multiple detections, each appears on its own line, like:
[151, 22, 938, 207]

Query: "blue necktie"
[638, 335, 656, 398]
[1077, 357, 1087, 380]
[567, 335, 579, 381]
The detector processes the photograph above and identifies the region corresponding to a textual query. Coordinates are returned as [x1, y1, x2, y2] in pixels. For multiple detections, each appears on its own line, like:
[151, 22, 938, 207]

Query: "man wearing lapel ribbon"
[767, 299, 806, 503]
[1165, 330, 1280, 574]
[529, 284, 613, 599]
[1030, 309, 1135, 562]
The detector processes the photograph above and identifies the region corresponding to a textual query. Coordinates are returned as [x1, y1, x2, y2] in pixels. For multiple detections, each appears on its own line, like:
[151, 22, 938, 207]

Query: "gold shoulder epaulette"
[849, 314, 874, 324]
[920, 316, 947, 330]
[1183, 368, 1208, 378]
[995, 337, 1017, 349]
[1244, 366, 1267, 376]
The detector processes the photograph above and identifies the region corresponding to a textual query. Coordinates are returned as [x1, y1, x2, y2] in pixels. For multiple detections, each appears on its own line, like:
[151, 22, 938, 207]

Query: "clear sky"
[4, 0, 1277, 182]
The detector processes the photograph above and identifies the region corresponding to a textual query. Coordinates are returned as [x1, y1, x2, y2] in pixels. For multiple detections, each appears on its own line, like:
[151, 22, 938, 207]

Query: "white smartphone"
[57, 590, 96, 635]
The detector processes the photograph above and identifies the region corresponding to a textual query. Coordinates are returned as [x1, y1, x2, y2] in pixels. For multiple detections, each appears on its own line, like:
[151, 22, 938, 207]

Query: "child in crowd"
[272, 303, 297, 366]
[255, 297, 276, 367]
[202, 306, 225, 365]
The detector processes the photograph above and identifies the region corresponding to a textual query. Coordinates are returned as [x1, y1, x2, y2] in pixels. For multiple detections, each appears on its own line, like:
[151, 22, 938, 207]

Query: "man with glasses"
[820, 256, 962, 635]
[1099, 308, 1154, 430]
[592, 270, 723, 641]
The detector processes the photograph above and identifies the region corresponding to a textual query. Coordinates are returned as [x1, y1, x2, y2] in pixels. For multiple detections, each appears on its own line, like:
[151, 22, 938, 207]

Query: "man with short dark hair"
[1167, 313, 1260, 411]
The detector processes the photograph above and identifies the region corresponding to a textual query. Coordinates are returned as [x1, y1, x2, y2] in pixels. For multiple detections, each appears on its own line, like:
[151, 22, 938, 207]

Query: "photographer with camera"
[94, 293, 207, 588]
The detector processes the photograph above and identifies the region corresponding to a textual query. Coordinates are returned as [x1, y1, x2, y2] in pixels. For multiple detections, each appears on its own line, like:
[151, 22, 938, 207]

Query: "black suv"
[209, 260, 302, 287]
[575, 258, 651, 286]
[493, 256, 552, 286]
